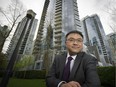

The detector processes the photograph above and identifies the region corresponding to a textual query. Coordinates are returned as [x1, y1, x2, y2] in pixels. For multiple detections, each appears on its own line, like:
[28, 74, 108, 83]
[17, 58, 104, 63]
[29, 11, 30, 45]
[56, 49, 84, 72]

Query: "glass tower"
[81, 14, 112, 66]
[33, 0, 81, 69]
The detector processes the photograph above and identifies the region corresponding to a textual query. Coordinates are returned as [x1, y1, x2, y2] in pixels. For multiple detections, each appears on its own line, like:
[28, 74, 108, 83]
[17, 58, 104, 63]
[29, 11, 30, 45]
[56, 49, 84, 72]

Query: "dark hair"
[66, 30, 83, 38]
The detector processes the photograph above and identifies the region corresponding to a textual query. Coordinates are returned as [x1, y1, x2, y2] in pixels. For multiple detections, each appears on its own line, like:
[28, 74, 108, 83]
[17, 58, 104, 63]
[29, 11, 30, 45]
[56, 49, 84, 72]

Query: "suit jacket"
[46, 52, 101, 87]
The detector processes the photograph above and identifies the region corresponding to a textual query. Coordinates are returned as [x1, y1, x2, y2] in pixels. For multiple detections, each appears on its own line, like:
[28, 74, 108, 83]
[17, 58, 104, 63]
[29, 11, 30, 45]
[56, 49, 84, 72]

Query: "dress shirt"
[57, 53, 77, 87]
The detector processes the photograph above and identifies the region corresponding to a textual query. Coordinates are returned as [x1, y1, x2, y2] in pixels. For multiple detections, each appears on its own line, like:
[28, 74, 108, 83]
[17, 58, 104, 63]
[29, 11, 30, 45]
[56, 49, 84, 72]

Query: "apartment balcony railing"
[55, 24, 62, 28]
[54, 29, 62, 34]
[54, 40, 61, 44]
[54, 34, 62, 39]
[54, 20, 62, 25]
[55, 9, 62, 13]
[55, 14, 62, 19]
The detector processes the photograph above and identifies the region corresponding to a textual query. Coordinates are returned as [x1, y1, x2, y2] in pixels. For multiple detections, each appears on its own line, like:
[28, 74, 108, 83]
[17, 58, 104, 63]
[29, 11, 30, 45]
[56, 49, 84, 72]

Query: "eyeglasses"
[66, 38, 83, 43]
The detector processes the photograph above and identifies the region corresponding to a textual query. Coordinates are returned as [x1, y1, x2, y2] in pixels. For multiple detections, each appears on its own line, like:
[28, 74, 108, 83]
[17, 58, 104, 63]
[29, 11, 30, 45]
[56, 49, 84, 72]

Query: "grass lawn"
[3, 78, 46, 87]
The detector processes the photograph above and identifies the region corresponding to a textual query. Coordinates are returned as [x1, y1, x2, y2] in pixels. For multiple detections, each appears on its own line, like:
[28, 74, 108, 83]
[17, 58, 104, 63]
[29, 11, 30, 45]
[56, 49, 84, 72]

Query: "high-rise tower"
[33, 0, 81, 53]
[54, 0, 81, 51]
[33, 0, 81, 69]
[81, 14, 112, 66]
[7, 10, 38, 60]
[33, 0, 50, 56]
[107, 33, 116, 65]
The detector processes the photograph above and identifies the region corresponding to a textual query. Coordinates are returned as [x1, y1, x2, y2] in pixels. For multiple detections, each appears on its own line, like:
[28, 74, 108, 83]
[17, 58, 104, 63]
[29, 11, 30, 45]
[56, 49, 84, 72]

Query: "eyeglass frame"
[66, 38, 83, 43]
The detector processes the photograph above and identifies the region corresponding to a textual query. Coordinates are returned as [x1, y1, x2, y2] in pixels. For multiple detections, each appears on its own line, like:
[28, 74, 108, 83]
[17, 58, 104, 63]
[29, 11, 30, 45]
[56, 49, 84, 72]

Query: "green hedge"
[1, 67, 115, 87]
[14, 70, 46, 79]
[0, 70, 4, 77]
[97, 66, 115, 87]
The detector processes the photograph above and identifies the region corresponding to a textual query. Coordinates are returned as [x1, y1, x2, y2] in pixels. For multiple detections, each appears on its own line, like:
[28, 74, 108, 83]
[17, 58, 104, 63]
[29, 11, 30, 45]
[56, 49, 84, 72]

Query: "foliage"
[43, 24, 53, 74]
[97, 66, 115, 87]
[1, 67, 115, 87]
[0, 52, 8, 70]
[12, 67, 115, 87]
[14, 55, 35, 70]
[0, 25, 9, 53]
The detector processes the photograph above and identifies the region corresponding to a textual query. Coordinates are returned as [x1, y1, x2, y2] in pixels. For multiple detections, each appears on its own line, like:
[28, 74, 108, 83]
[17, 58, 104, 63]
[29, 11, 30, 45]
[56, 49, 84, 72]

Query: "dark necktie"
[62, 56, 73, 82]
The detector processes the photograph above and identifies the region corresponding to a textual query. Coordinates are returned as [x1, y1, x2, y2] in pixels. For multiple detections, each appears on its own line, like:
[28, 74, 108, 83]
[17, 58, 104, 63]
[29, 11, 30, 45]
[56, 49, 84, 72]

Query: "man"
[46, 30, 101, 87]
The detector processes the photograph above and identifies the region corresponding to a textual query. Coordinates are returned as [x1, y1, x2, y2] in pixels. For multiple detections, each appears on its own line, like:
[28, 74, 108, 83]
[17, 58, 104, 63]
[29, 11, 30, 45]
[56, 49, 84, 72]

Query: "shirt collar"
[67, 53, 77, 60]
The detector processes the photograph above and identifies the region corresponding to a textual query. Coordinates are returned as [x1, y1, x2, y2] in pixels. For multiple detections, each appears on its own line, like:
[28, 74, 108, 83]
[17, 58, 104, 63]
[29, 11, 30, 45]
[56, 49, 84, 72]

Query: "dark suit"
[46, 52, 101, 87]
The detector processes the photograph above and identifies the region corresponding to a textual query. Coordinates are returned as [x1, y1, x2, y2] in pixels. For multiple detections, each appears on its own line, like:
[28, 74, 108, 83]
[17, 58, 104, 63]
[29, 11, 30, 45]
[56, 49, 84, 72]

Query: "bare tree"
[43, 24, 53, 74]
[104, 0, 116, 33]
[0, 0, 26, 53]
[103, 0, 116, 65]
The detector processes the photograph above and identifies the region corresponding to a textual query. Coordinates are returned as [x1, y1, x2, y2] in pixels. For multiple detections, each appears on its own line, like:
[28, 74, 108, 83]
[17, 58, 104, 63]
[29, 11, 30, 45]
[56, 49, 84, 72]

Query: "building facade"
[81, 14, 112, 66]
[33, 0, 81, 69]
[7, 10, 38, 60]
[54, 0, 81, 51]
[107, 33, 116, 65]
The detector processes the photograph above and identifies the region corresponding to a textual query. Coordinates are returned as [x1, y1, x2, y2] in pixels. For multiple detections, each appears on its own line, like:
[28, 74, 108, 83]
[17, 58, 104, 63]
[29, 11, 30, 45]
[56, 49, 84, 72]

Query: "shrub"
[97, 66, 115, 87]
[0, 70, 4, 77]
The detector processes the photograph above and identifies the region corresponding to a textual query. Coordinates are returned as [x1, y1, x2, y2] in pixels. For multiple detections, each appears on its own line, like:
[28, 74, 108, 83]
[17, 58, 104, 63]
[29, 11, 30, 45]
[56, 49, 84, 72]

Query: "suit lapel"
[69, 52, 85, 80]
[59, 53, 67, 79]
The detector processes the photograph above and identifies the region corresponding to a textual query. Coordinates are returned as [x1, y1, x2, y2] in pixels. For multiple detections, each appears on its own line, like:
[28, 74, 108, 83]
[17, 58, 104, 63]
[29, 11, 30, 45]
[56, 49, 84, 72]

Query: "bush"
[14, 70, 46, 79]
[0, 70, 4, 77]
[2, 67, 115, 87]
[97, 66, 115, 87]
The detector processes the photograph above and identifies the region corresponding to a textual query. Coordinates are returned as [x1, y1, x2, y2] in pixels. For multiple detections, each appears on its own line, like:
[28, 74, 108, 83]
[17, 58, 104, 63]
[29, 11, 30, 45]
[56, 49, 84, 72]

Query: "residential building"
[107, 33, 116, 65]
[7, 10, 38, 60]
[33, 0, 81, 69]
[33, 0, 50, 70]
[81, 14, 112, 66]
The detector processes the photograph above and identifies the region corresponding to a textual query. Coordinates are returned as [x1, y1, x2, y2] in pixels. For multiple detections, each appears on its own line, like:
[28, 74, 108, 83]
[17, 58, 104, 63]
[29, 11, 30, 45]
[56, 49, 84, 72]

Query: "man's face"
[65, 33, 83, 55]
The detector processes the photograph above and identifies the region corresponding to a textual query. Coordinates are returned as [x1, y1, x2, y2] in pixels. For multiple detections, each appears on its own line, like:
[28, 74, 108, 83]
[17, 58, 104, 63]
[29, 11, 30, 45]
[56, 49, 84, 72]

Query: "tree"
[14, 55, 35, 78]
[43, 24, 53, 74]
[0, 25, 9, 53]
[0, 0, 26, 53]
[14, 55, 35, 70]
[104, 0, 116, 33]
[0, 53, 8, 70]
[103, 0, 116, 65]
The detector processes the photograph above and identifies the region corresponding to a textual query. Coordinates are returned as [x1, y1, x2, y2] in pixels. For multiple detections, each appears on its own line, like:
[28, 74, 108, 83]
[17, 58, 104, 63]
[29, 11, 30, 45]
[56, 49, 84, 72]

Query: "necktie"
[62, 56, 73, 82]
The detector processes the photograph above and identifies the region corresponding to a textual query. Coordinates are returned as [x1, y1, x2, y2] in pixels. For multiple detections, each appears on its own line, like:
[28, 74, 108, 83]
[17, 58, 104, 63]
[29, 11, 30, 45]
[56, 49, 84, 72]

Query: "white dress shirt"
[57, 53, 77, 87]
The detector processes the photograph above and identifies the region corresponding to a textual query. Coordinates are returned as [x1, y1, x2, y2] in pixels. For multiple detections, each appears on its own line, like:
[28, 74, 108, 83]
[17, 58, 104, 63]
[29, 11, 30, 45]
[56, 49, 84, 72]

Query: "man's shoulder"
[83, 52, 97, 61]
[55, 52, 67, 58]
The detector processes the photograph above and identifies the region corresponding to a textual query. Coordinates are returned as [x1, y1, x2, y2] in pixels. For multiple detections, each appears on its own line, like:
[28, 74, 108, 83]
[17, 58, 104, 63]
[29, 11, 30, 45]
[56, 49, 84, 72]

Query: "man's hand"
[60, 81, 81, 87]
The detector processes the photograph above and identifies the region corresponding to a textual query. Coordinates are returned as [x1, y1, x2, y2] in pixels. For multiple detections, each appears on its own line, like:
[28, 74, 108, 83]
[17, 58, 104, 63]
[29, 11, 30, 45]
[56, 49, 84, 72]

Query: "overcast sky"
[0, 0, 115, 52]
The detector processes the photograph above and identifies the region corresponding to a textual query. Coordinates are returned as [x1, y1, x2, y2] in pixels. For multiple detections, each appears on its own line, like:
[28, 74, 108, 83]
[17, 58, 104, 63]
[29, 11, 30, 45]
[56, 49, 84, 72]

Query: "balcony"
[55, 22, 62, 26]
[55, 18, 62, 22]
[54, 34, 62, 39]
[54, 29, 62, 34]
[54, 45, 61, 50]
[55, 9, 62, 13]
[55, 14, 62, 19]
[54, 40, 61, 44]
[55, 25, 62, 29]
[55, 5, 62, 10]
[56, 2, 62, 6]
